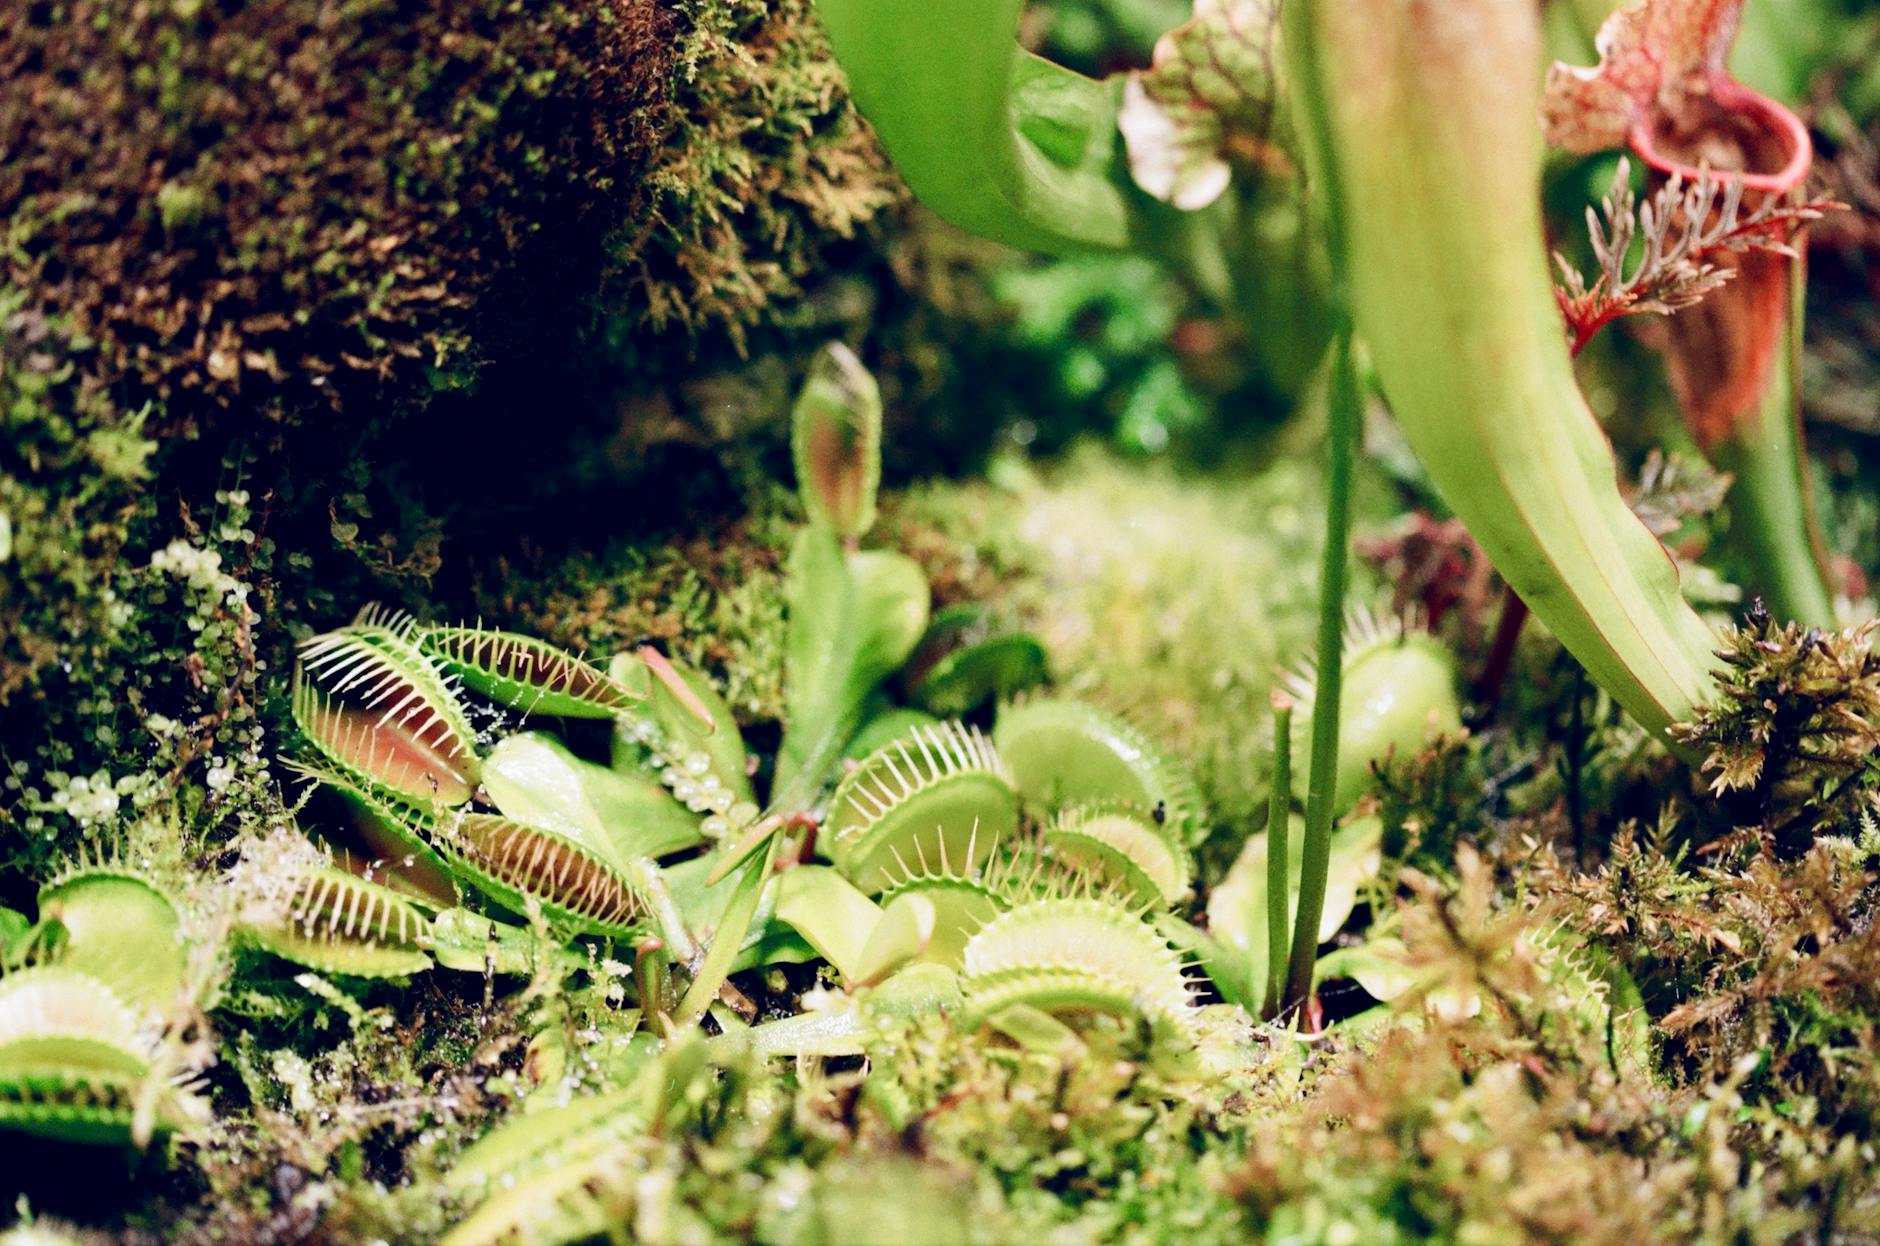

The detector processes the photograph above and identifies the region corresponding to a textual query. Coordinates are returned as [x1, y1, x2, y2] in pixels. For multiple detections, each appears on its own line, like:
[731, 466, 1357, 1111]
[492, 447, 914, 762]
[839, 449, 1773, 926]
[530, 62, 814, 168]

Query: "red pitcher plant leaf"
[1543, 0, 1821, 441]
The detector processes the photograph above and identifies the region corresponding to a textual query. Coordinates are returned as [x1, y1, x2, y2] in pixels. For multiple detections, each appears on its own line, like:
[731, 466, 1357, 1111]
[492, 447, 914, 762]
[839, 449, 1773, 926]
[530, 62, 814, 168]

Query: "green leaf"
[813, 0, 1142, 253]
[774, 533, 929, 803]
[1157, 915, 1259, 1014]
[665, 854, 815, 972]
[984, 1002, 1086, 1057]
[675, 838, 777, 1028]
[429, 908, 581, 976]
[852, 893, 936, 986]
[774, 865, 885, 987]
[843, 703, 943, 762]
[709, 963, 963, 1059]
[482, 731, 704, 862]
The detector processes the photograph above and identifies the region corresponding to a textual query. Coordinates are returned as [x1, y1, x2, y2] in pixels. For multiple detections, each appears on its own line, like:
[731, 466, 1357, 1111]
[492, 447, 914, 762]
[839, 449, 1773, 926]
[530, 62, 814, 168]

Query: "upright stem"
[1262, 693, 1294, 1019]
[1711, 257, 1838, 627]
[1282, 322, 1358, 1019]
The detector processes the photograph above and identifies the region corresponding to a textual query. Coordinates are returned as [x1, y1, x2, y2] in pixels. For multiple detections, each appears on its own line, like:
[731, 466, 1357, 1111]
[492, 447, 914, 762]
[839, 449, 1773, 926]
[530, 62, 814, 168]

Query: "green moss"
[476, 497, 797, 724]
[0, 286, 289, 875]
[886, 444, 1386, 841]
[0, 294, 153, 704]
[613, 0, 903, 353]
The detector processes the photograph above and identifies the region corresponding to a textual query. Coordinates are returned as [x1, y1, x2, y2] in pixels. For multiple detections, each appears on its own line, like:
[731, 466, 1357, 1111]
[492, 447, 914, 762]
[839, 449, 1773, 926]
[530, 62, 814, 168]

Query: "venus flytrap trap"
[0, 862, 209, 1148]
[992, 697, 1207, 845]
[1280, 608, 1463, 826]
[821, 721, 1018, 892]
[900, 604, 1048, 717]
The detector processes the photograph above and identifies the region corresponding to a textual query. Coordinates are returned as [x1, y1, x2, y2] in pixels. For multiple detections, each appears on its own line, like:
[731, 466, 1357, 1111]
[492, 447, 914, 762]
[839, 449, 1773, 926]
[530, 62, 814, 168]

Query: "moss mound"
[0, 0, 672, 433]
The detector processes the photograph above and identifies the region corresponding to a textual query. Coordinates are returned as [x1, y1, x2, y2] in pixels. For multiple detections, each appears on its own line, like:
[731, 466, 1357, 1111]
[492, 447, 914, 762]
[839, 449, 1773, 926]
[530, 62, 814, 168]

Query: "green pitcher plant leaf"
[812, 0, 1142, 253]
[1285, 0, 1722, 746]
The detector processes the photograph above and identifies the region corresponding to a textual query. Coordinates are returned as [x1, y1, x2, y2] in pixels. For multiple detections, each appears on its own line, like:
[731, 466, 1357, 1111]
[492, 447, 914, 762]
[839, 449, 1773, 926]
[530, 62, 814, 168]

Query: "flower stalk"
[1281, 320, 1357, 1019]
[1261, 692, 1293, 1019]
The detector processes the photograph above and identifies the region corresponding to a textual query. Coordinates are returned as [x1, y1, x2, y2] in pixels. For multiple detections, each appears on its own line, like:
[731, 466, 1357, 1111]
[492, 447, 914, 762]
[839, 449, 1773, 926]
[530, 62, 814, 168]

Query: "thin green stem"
[1262, 693, 1294, 1019]
[1282, 322, 1358, 1021]
[1711, 259, 1838, 627]
[675, 838, 778, 1029]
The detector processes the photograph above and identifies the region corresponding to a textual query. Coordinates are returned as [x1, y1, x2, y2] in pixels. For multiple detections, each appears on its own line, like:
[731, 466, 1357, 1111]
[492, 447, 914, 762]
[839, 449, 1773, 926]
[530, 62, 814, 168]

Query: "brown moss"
[0, 0, 673, 433]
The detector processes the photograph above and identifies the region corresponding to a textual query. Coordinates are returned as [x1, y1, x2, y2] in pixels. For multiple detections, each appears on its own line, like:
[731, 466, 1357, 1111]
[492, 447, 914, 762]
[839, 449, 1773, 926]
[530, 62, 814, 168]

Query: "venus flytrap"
[764, 344, 926, 814]
[265, 346, 1240, 1109]
[247, 346, 1364, 1244]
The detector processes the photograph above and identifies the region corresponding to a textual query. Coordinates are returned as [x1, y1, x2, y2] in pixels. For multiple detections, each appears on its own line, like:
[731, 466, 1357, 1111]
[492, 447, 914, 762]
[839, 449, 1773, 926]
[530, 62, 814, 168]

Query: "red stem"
[1476, 589, 1530, 709]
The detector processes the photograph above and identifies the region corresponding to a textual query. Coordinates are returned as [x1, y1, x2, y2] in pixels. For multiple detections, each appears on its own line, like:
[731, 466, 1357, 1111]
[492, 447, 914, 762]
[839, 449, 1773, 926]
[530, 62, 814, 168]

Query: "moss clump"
[1231, 845, 1879, 1243]
[0, 0, 672, 433]
[611, 0, 903, 353]
[885, 445, 1386, 840]
[1674, 605, 1880, 849]
[0, 295, 155, 704]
